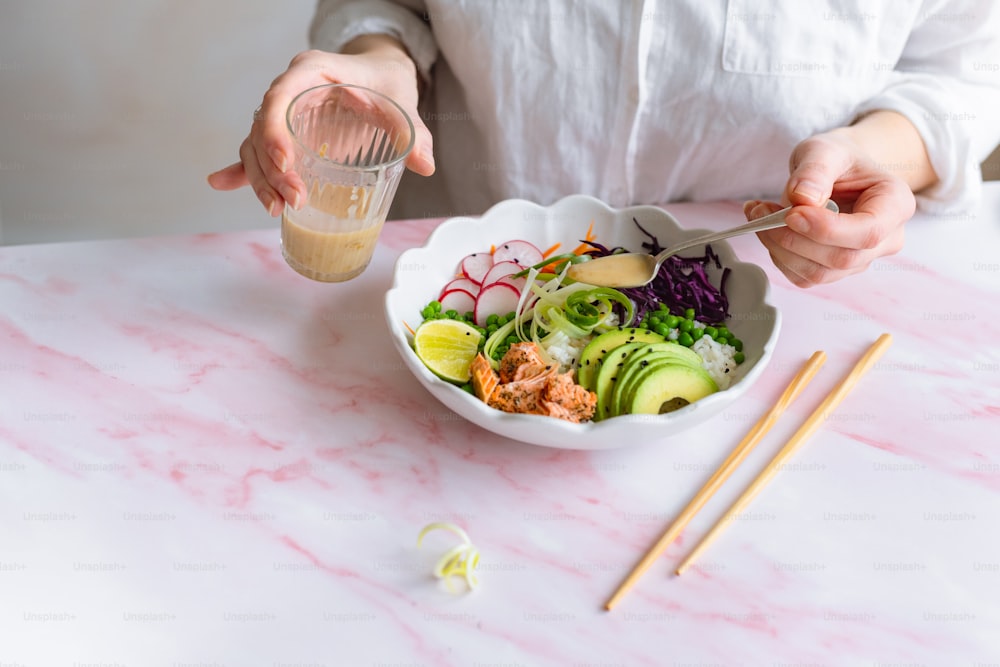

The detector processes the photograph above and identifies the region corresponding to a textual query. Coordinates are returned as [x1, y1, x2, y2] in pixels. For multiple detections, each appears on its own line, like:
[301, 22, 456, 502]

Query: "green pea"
[658, 302, 669, 312]
[678, 319, 693, 333]
[703, 326, 717, 339]
[649, 315, 662, 326]
[638, 321, 649, 329]
[420, 306, 434, 320]
[734, 351, 745, 364]
[654, 323, 669, 338]
[445, 309, 458, 319]
[691, 328, 704, 340]
[486, 313, 499, 326]
[684, 308, 696, 320]
[678, 332, 694, 347]
[665, 315, 681, 329]
[429, 300, 442, 313]
[505, 311, 516, 321]
[505, 335, 519, 345]
[732, 338, 744, 352]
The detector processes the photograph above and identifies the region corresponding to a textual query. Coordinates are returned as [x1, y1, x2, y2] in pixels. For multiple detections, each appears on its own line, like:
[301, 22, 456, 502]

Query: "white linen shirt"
[310, 0, 1000, 219]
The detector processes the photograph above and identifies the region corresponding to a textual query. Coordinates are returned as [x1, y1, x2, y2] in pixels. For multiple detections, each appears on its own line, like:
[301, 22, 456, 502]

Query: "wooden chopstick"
[674, 333, 893, 576]
[604, 349, 828, 611]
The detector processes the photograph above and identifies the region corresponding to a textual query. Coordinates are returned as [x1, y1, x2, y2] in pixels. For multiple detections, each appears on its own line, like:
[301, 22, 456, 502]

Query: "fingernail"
[792, 180, 823, 204]
[279, 186, 299, 211]
[786, 212, 809, 234]
[261, 191, 276, 216]
[742, 200, 762, 216]
[270, 149, 287, 173]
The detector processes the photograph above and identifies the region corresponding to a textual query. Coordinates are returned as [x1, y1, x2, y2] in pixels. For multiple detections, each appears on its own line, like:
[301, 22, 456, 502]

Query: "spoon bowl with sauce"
[566, 200, 839, 288]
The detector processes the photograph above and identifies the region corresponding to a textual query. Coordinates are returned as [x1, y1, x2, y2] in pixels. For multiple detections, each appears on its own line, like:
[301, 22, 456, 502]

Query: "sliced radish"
[493, 275, 526, 292]
[439, 277, 481, 299]
[481, 261, 524, 287]
[438, 288, 477, 315]
[492, 240, 544, 267]
[459, 252, 494, 284]
[474, 282, 522, 326]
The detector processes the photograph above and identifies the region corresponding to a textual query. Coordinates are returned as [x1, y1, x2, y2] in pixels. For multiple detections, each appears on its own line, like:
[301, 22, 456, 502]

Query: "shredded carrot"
[570, 220, 597, 256]
[489, 244, 496, 255]
[541, 242, 561, 259]
[403, 320, 415, 336]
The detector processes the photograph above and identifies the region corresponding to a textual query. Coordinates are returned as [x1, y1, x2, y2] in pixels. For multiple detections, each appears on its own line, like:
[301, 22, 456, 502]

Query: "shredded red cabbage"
[580, 218, 731, 325]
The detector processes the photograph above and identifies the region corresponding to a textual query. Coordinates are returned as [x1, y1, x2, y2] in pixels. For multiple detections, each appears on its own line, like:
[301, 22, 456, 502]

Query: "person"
[208, 1, 1000, 287]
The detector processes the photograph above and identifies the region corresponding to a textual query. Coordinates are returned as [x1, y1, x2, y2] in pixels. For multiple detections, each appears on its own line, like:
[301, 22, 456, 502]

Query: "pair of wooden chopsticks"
[605, 333, 892, 611]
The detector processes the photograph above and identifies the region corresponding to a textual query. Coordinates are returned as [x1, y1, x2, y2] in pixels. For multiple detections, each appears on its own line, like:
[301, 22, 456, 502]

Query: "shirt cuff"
[853, 73, 1000, 214]
[309, 0, 437, 83]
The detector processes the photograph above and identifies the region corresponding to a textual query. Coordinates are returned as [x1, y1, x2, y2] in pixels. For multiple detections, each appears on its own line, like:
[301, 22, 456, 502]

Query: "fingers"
[239, 136, 283, 217]
[406, 116, 436, 176]
[785, 135, 853, 207]
[748, 197, 894, 287]
[786, 177, 914, 250]
[756, 205, 907, 287]
[743, 200, 784, 221]
[209, 47, 435, 216]
[207, 162, 248, 191]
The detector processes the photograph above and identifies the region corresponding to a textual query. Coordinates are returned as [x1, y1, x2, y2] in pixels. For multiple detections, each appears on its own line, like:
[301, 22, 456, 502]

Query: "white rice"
[692, 335, 739, 390]
[543, 330, 590, 370]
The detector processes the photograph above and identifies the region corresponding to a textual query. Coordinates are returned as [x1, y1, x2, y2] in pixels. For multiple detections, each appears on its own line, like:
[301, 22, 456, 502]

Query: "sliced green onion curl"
[417, 522, 481, 592]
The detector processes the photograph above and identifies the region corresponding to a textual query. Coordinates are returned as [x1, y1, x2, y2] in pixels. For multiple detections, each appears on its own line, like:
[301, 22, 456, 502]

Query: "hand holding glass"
[282, 84, 414, 282]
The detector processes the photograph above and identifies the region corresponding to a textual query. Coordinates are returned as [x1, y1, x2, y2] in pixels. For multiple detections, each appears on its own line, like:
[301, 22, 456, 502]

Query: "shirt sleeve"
[852, 0, 1000, 213]
[308, 0, 437, 83]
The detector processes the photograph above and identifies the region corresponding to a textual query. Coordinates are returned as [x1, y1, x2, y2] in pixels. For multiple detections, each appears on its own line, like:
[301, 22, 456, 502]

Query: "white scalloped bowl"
[385, 195, 780, 450]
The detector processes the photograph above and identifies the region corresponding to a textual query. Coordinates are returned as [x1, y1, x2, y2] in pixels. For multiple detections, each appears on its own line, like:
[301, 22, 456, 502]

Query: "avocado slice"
[626, 362, 718, 416]
[608, 344, 703, 417]
[593, 342, 648, 421]
[577, 328, 665, 391]
[631, 341, 704, 369]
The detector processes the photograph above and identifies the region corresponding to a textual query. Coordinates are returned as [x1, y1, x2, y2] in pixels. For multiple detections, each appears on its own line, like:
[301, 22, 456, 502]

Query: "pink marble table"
[2, 185, 999, 666]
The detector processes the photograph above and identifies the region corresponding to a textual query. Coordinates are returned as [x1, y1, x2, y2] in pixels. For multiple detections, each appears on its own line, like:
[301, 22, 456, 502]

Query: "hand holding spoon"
[566, 200, 839, 288]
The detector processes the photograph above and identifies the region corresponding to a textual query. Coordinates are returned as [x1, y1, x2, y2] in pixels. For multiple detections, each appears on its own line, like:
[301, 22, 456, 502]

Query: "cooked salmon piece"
[487, 364, 552, 415]
[540, 370, 597, 423]
[483, 342, 597, 423]
[498, 342, 548, 383]
[469, 353, 500, 403]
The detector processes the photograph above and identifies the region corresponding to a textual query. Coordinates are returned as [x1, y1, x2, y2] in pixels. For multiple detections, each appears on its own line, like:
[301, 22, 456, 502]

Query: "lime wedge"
[413, 319, 483, 383]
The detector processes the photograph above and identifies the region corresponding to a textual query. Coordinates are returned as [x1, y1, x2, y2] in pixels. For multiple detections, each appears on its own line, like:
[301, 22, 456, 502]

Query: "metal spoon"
[566, 200, 840, 288]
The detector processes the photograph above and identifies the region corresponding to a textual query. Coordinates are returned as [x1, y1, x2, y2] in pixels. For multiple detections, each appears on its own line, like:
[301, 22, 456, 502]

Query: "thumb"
[785, 138, 848, 207]
[405, 111, 435, 177]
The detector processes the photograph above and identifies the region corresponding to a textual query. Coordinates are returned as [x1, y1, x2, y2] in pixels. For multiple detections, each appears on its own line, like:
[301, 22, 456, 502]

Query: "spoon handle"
[657, 200, 838, 262]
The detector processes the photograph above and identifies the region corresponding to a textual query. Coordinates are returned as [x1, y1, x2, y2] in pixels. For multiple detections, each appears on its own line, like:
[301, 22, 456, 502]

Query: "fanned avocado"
[610, 344, 716, 417]
[592, 342, 648, 421]
[577, 328, 665, 391]
[626, 363, 718, 415]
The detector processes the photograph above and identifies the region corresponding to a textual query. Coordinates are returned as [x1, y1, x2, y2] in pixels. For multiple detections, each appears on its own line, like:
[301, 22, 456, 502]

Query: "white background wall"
[0, 0, 316, 245]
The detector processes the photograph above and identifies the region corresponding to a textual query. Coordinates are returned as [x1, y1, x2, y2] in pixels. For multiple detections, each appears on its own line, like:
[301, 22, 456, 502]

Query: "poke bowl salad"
[384, 195, 779, 450]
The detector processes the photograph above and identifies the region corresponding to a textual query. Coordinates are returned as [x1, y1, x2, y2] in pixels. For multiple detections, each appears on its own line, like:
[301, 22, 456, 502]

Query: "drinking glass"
[282, 84, 415, 282]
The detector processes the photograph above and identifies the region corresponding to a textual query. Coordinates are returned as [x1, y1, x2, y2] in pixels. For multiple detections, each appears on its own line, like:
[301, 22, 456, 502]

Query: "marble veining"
[2, 187, 999, 666]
